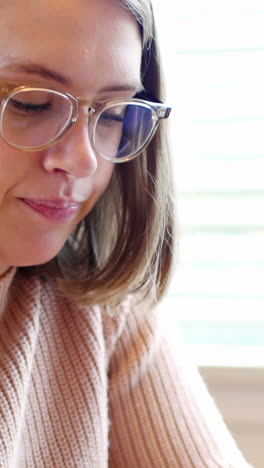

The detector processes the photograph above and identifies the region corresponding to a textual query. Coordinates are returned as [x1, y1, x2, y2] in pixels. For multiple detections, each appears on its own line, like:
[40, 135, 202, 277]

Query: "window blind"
[153, 1, 264, 365]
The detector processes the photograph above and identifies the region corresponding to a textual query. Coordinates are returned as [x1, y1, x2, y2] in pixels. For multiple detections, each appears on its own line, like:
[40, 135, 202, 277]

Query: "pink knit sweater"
[0, 268, 251, 467]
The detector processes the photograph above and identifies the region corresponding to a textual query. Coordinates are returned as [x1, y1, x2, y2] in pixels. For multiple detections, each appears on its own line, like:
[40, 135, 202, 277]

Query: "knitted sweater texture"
[0, 268, 251, 467]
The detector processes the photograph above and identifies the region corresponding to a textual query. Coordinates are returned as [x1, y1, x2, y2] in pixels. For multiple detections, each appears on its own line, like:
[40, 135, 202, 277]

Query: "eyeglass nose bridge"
[61, 95, 96, 142]
[69, 95, 95, 124]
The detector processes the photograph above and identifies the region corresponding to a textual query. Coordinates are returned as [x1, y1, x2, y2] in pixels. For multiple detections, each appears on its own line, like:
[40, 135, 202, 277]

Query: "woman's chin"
[1, 244, 65, 270]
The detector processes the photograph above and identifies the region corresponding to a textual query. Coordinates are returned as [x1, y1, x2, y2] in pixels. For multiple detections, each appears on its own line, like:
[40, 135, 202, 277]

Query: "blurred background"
[152, 1, 264, 466]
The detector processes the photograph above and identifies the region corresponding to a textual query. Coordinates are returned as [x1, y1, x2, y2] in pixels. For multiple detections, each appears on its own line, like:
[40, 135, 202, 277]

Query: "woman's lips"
[20, 198, 80, 223]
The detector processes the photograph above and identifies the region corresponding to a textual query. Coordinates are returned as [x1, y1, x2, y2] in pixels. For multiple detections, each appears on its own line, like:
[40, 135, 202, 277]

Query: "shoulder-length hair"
[48, 0, 176, 308]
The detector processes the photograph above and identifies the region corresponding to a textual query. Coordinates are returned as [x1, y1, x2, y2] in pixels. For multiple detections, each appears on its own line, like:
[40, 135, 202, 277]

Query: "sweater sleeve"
[108, 301, 252, 468]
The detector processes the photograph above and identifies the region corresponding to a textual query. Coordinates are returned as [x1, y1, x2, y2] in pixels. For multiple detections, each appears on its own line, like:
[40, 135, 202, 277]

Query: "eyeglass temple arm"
[135, 90, 171, 120]
[157, 106, 171, 119]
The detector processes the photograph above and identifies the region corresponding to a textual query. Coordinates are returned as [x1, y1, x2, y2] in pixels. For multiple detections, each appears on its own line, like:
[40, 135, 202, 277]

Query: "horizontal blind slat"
[172, 87, 264, 121]
[163, 15, 264, 52]
[165, 53, 264, 88]
[173, 120, 264, 158]
[163, 297, 264, 321]
[176, 160, 264, 192]
[179, 234, 264, 264]
[178, 198, 264, 226]
[170, 266, 264, 296]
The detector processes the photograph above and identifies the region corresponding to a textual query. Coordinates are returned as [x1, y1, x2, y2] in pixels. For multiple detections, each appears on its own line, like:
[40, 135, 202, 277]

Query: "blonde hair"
[44, 0, 176, 308]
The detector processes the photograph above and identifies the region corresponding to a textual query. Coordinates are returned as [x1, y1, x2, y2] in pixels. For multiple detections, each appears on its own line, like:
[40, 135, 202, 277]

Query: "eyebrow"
[5, 62, 71, 85]
[3, 62, 144, 93]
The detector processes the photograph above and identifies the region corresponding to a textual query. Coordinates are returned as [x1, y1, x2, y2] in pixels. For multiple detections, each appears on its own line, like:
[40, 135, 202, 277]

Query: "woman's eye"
[98, 111, 124, 128]
[9, 99, 51, 115]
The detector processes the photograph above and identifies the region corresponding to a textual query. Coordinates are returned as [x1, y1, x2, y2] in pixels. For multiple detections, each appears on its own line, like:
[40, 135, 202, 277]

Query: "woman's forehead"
[0, 0, 142, 94]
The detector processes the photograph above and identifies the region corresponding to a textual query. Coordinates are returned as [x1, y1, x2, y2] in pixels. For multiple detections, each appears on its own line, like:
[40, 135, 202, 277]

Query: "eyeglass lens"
[1, 89, 72, 149]
[1, 89, 156, 160]
[94, 102, 155, 161]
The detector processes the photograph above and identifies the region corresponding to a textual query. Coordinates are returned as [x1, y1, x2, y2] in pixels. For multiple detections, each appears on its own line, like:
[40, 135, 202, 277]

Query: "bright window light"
[153, 1, 264, 366]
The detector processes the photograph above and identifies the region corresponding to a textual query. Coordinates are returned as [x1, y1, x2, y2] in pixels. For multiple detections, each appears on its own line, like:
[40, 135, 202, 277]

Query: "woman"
[0, 0, 251, 466]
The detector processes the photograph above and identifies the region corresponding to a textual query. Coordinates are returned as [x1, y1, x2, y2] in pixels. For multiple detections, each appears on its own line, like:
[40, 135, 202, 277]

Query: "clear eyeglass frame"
[0, 80, 171, 163]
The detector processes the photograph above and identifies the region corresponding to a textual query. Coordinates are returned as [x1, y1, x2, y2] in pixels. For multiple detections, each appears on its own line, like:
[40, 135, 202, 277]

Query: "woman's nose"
[41, 112, 97, 178]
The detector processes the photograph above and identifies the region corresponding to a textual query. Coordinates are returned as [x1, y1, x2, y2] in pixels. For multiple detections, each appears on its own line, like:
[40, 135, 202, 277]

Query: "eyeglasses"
[0, 81, 171, 163]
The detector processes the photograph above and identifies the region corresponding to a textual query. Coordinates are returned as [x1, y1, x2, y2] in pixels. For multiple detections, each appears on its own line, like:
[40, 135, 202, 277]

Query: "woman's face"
[0, 0, 142, 275]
